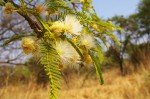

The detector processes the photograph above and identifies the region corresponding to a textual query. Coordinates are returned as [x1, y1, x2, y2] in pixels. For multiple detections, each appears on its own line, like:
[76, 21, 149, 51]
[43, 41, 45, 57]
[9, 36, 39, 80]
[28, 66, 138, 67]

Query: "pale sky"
[93, 0, 140, 19]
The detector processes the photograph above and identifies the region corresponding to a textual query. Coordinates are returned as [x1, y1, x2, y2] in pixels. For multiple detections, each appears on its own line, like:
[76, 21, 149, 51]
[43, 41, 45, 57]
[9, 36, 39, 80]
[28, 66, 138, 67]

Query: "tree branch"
[4, 0, 44, 38]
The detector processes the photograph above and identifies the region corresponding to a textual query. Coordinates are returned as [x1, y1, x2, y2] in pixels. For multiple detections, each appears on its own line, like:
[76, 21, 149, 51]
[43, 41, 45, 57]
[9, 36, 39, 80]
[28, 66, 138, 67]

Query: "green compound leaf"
[40, 42, 61, 99]
[45, 0, 73, 13]
[89, 50, 104, 85]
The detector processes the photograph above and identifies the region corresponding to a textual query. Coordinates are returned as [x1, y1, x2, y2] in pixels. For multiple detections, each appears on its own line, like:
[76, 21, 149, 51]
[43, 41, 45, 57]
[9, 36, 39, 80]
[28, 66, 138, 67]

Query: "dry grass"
[0, 67, 150, 99]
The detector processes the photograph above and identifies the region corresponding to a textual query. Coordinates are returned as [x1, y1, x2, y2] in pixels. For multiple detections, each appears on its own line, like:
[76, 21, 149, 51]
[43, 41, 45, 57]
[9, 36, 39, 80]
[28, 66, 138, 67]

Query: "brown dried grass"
[0, 66, 150, 99]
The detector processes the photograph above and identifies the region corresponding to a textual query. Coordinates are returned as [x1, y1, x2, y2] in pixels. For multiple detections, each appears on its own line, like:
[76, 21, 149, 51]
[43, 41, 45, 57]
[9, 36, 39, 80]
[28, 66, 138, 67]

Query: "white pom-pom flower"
[80, 34, 95, 49]
[64, 15, 83, 35]
[54, 40, 80, 67]
[49, 21, 65, 37]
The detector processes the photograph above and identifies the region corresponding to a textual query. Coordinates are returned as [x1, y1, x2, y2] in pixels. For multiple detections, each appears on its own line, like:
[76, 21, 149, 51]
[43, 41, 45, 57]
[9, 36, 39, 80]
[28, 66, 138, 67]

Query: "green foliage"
[40, 41, 61, 99]
[89, 50, 104, 84]
[45, 0, 73, 13]
[138, 0, 150, 36]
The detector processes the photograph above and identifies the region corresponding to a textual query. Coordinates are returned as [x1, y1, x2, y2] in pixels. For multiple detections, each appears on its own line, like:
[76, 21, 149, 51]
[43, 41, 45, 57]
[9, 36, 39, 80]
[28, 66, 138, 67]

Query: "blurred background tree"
[105, 0, 150, 74]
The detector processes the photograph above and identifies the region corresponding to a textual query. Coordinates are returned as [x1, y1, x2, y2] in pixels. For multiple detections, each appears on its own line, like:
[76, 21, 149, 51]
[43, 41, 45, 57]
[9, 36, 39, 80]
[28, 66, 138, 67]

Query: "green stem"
[67, 38, 84, 61]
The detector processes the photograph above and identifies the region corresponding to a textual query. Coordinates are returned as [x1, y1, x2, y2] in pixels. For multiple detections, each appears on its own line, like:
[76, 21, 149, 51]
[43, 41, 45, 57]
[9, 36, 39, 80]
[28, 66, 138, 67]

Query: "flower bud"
[4, 2, 15, 15]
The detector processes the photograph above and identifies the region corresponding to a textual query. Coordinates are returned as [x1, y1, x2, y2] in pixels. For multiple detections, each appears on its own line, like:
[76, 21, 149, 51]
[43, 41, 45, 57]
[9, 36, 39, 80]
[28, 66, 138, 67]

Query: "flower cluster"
[21, 14, 96, 68]
[49, 15, 83, 36]
[49, 15, 96, 68]
[21, 38, 39, 55]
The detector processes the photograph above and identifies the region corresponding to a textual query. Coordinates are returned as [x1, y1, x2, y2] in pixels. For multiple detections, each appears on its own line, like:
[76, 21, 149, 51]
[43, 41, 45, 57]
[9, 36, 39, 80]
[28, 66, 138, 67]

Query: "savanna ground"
[0, 63, 150, 99]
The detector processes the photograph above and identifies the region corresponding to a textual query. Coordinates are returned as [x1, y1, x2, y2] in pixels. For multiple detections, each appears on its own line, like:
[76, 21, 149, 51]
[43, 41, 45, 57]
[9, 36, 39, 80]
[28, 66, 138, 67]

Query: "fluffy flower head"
[54, 40, 80, 67]
[49, 21, 65, 37]
[21, 37, 38, 54]
[64, 15, 82, 35]
[80, 34, 95, 49]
